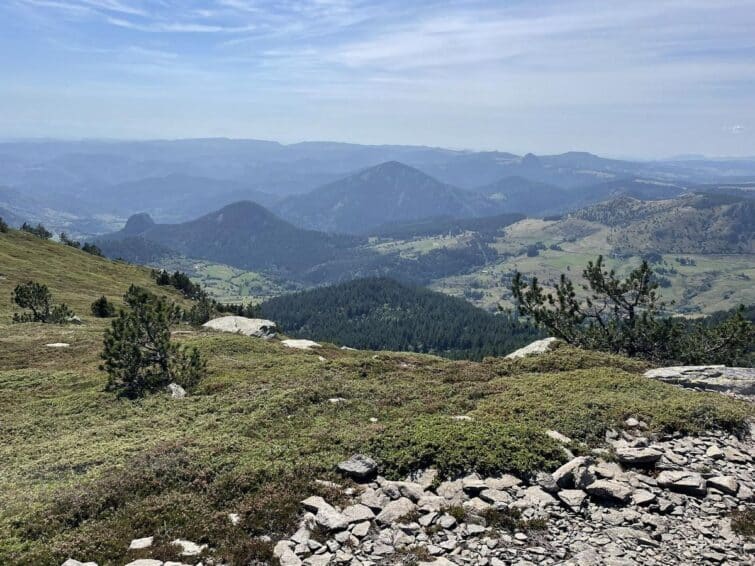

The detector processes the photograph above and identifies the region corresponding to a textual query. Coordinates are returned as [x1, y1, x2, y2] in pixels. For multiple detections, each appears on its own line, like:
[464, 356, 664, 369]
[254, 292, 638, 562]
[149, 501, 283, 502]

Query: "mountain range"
[2, 139, 755, 237]
[273, 161, 501, 234]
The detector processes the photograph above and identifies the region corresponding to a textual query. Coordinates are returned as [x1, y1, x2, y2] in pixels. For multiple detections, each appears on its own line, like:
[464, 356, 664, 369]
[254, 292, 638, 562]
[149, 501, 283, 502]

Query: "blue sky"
[1, 0, 754, 157]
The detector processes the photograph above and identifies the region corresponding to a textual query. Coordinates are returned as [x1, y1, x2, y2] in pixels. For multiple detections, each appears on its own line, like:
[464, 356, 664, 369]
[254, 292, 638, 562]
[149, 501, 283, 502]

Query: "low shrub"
[91, 295, 116, 318]
[488, 343, 650, 375]
[480, 506, 547, 532]
[369, 415, 565, 480]
[478, 368, 753, 444]
[730, 508, 755, 539]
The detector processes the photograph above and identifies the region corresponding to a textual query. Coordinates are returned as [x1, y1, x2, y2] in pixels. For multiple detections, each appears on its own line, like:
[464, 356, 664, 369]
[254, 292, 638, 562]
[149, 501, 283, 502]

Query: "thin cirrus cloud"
[1, 0, 754, 156]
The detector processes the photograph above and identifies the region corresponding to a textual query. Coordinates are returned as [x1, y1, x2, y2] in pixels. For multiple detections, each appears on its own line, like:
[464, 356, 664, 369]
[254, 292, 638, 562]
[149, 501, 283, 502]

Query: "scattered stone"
[656, 471, 707, 497]
[301, 496, 330, 513]
[707, 475, 738, 495]
[606, 526, 659, 548]
[46, 342, 70, 348]
[375, 498, 416, 525]
[128, 536, 154, 550]
[558, 489, 587, 509]
[723, 446, 750, 463]
[171, 539, 206, 556]
[337, 454, 378, 481]
[706, 445, 725, 460]
[614, 446, 662, 465]
[552, 456, 591, 488]
[250, 429, 755, 564]
[516, 486, 557, 507]
[536, 471, 559, 493]
[408, 468, 439, 488]
[632, 489, 656, 506]
[315, 506, 349, 532]
[585, 480, 632, 503]
[547, 430, 572, 444]
[166, 382, 186, 399]
[282, 339, 321, 350]
[342, 504, 375, 524]
[124, 561, 162, 566]
[61, 560, 97, 566]
[486, 475, 521, 490]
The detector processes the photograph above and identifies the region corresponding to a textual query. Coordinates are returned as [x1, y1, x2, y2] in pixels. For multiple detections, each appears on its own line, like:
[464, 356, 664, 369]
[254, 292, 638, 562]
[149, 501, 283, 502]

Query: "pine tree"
[511, 255, 752, 364]
[101, 286, 205, 398]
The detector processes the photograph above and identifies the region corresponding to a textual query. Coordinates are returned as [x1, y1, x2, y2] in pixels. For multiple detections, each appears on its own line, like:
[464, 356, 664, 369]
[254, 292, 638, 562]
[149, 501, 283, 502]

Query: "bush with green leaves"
[101, 285, 205, 398]
[0, 216, 8, 233]
[91, 295, 116, 318]
[370, 415, 565, 480]
[12, 281, 75, 323]
[511, 255, 752, 364]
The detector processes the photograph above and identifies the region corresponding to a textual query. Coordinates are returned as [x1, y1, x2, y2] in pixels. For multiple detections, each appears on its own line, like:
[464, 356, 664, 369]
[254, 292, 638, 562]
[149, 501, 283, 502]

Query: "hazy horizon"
[1, 135, 754, 163]
[1, 1, 754, 157]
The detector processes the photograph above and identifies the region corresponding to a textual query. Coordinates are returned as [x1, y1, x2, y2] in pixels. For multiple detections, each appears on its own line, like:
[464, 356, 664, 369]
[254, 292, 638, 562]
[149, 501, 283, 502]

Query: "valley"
[0, 225, 753, 565]
[102, 192, 752, 317]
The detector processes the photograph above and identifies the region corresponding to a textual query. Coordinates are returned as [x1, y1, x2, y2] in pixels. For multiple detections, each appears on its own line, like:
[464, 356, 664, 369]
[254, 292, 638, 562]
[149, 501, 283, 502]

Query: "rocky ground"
[266, 423, 755, 566]
[59, 361, 755, 566]
[644, 366, 755, 402]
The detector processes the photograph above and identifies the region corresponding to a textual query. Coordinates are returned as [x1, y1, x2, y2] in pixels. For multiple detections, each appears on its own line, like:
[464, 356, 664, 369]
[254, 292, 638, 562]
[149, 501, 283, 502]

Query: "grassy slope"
[432, 218, 755, 314]
[0, 229, 752, 564]
[0, 229, 188, 320]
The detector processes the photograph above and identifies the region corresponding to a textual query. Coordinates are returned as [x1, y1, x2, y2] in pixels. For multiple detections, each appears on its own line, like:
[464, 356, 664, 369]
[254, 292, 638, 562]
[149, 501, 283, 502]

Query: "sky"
[1, 0, 754, 157]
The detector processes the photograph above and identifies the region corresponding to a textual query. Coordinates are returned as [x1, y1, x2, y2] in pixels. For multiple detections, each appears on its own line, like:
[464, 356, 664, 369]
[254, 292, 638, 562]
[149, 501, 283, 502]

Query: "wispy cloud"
[2, 0, 754, 154]
[106, 16, 255, 34]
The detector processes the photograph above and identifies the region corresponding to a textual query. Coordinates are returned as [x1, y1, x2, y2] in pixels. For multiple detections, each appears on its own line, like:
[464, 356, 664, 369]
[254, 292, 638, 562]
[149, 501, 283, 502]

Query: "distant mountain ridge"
[274, 161, 502, 234]
[572, 193, 755, 254]
[2, 138, 754, 236]
[97, 201, 365, 277]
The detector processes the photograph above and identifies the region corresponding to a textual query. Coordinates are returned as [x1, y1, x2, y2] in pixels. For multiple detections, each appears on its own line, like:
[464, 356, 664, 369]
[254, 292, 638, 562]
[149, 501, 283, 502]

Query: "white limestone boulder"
[505, 337, 559, 359]
[202, 316, 278, 339]
[282, 339, 321, 350]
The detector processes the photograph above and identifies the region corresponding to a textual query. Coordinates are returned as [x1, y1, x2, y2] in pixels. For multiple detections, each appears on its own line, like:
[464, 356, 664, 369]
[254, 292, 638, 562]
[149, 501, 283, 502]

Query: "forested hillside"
[369, 212, 524, 239]
[573, 193, 754, 254]
[260, 277, 541, 359]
